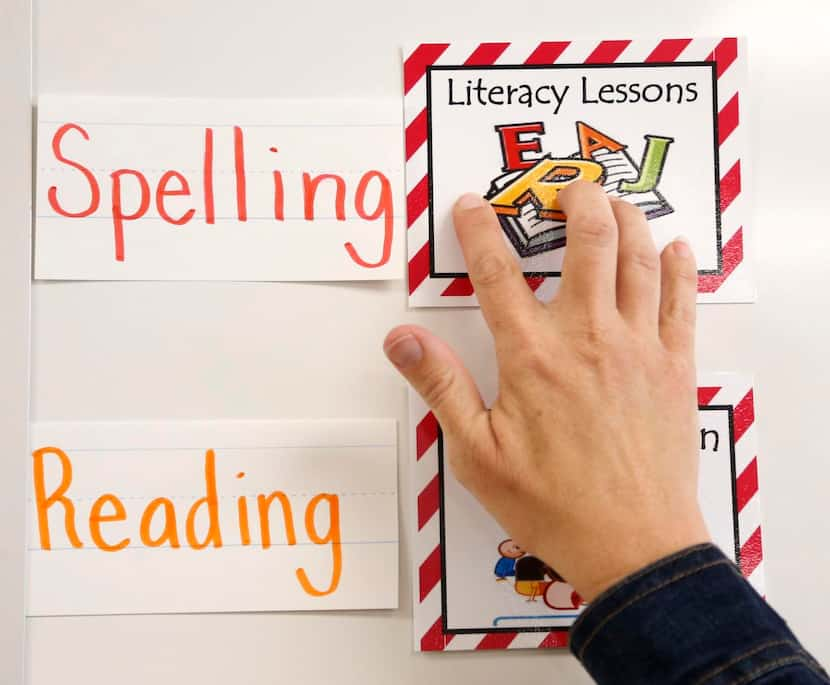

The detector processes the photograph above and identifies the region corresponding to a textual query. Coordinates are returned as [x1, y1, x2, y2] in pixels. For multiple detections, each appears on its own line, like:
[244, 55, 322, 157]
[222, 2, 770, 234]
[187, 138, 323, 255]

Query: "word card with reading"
[36, 96, 403, 281]
[410, 374, 763, 651]
[28, 419, 398, 616]
[403, 38, 751, 306]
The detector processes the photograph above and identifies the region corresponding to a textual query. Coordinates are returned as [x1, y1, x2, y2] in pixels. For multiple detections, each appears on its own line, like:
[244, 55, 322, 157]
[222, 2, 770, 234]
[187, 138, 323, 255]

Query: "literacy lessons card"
[28, 419, 398, 616]
[411, 374, 763, 651]
[35, 96, 403, 281]
[403, 38, 751, 306]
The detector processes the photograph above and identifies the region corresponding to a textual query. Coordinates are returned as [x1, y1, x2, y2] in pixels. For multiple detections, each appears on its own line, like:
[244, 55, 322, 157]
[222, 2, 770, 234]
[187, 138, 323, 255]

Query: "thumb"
[383, 324, 487, 438]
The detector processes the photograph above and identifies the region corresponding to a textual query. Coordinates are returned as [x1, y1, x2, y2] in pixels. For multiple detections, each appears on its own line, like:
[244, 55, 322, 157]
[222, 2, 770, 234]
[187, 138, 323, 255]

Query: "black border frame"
[435, 403, 739, 637]
[424, 61, 723, 279]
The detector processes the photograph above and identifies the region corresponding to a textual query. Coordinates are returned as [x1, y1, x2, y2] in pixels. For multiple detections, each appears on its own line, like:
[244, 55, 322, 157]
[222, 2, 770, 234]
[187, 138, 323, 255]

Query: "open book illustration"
[486, 121, 674, 257]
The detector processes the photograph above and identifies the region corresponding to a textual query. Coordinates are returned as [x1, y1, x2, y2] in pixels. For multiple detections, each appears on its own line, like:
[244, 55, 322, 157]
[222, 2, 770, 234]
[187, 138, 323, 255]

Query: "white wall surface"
[18, 0, 830, 682]
[0, 1, 30, 684]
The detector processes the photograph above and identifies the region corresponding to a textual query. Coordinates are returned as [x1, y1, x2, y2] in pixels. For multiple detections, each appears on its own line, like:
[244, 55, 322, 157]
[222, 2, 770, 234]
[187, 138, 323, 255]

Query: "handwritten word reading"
[46, 123, 394, 267]
[32, 446, 342, 597]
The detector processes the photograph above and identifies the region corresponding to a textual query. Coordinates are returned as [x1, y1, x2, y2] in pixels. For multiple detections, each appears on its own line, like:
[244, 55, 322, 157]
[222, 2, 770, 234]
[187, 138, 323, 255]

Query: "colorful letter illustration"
[486, 121, 674, 257]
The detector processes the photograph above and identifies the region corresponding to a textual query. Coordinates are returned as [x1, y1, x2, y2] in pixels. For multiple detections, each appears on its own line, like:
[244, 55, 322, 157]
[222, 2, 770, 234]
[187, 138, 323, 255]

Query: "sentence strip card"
[403, 37, 752, 305]
[35, 96, 403, 281]
[27, 419, 398, 616]
[411, 374, 763, 651]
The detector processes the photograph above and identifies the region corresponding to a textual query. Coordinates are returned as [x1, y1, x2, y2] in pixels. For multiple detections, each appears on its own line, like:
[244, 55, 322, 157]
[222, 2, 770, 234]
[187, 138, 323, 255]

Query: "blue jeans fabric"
[569, 544, 828, 684]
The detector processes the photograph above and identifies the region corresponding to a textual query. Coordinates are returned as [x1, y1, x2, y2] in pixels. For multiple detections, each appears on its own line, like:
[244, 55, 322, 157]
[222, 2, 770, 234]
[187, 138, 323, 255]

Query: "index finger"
[452, 193, 541, 335]
[557, 181, 620, 314]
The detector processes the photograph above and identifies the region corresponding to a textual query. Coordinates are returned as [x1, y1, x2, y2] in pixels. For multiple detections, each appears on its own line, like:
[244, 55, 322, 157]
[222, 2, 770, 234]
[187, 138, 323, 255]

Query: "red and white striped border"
[410, 397, 569, 651]
[410, 374, 763, 651]
[403, 38, 752, 307]
[697, 375, 765, 595]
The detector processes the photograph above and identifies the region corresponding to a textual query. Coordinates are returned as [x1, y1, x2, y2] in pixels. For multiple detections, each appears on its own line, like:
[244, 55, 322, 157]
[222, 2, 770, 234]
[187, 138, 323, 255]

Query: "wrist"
[571, 521, 711, 602]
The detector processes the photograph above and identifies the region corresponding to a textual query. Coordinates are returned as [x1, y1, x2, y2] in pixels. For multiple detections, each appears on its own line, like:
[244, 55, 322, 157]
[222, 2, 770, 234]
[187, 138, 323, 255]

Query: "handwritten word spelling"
[46, 123, 394, 266]
[32, 446, 342, 597]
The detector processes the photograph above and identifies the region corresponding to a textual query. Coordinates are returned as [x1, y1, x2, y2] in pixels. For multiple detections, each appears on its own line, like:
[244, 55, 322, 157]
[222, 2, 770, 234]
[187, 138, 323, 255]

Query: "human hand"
[384, 182, 710, 602]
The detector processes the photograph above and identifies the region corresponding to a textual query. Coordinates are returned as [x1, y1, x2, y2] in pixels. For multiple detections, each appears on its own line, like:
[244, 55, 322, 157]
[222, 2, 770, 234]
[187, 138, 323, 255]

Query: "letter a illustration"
[576, 121, 625, 158]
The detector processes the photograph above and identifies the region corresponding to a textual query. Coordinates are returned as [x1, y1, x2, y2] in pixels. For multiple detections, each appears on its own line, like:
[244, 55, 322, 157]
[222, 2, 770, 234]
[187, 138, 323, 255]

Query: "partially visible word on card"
[411, 374, 763, 651]
[35, 96, 403, 281]
[403, 38, 752, 306]
[27, 420, 398, 616]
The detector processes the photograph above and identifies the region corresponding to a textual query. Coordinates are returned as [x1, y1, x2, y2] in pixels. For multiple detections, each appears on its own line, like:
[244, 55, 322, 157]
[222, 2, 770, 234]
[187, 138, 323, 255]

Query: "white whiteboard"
[0, 1, 30, 684]
[13, 0, 830, 682]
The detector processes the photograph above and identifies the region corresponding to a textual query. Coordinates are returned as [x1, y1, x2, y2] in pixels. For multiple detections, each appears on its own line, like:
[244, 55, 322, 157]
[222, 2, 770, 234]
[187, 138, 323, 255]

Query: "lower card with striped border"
[410, 373, 763, 651]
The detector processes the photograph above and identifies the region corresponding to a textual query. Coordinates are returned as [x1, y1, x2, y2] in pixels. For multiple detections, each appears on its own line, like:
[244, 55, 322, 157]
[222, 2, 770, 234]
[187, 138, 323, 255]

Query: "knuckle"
[671, 354, 694, 376]
[662, 289, 696, 325]
[617, 200, 647, 222]
[661, 299, 696, 339]
[580, 313, 613, 344]
[571, 317, 614, 364]
[574, 341, 604, 367]
[672, 302, 696, 328]
[505, 333, 559, 379]
[448, 441, 492, 489]
[663, 353, 695, 384]
[419, 366, 457, 412]
[472, 251, 516, 287]
[569, 211, 616, 247]
[521, 343, 556, 377]
[628, 248, 660, 276]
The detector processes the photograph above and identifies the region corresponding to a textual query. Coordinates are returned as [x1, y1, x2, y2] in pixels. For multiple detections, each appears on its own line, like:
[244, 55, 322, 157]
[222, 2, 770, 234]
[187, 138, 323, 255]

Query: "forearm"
[570, 544, 828, 685]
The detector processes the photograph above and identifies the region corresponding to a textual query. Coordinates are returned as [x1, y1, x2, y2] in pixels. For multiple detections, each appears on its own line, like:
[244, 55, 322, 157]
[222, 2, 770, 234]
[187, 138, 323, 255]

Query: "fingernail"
[456, 193, 486, 210]
[672, 235, 692, 257]
[384, 334, 423, 369]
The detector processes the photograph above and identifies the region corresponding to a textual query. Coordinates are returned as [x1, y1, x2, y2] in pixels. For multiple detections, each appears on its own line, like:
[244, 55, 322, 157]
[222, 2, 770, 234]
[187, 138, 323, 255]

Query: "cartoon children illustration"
[513, 554, 557, 602]
[494, 539, 525, 581]
[494, 538, 585, 609]
[542, 567, 585, 610]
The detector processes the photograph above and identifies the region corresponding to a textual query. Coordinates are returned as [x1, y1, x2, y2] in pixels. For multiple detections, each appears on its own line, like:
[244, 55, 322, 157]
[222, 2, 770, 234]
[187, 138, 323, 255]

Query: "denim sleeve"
[569, 543, 829, 685]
